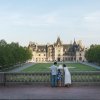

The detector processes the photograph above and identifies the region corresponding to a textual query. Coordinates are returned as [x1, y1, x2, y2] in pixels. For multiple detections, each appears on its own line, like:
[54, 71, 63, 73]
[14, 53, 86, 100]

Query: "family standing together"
[50, 62, 71, 87]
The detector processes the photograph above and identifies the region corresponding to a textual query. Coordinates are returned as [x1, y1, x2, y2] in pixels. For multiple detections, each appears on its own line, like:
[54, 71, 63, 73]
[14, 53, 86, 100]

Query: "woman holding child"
[57, 64, 71, 87]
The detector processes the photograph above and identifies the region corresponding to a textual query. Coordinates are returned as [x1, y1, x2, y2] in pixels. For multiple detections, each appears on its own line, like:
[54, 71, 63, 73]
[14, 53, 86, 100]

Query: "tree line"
[0, 39, 32, 70]
[85, 45, 100, 65]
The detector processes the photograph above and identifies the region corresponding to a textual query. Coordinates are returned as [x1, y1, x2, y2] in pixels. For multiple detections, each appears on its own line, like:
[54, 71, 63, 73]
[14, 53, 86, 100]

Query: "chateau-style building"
[28, 37, 86, 62]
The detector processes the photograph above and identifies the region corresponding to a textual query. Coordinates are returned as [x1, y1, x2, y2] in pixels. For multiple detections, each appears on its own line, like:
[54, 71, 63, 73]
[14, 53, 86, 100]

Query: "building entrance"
[58, 58, 60, 62]
[79, 57, 82, 61]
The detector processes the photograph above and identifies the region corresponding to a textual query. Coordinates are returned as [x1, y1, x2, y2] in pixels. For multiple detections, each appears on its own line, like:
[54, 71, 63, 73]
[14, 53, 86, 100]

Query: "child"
[57, 69, 62, 87]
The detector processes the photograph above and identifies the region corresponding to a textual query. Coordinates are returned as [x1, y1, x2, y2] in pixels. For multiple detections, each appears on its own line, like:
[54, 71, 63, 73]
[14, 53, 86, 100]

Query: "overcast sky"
[0, 0, 100, 47]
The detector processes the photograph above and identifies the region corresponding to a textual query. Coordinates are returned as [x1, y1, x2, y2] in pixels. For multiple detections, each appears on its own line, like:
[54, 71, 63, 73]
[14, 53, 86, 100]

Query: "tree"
[0, 39, 7, 46]
[85, 45, 100, 65]
[0, 40, 32, 70]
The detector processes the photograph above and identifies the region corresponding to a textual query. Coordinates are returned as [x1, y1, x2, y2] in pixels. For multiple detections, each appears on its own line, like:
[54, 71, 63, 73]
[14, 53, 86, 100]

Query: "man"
[50, 62, 57, 87]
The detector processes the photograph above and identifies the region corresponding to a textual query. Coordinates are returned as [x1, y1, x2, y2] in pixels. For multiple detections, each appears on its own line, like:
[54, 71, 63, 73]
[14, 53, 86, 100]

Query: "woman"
[63, 64, 71, 87]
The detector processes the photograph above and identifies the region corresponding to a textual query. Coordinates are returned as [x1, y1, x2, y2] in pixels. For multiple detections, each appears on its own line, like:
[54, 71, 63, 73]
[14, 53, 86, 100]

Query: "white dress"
[64, 67, 71, 85]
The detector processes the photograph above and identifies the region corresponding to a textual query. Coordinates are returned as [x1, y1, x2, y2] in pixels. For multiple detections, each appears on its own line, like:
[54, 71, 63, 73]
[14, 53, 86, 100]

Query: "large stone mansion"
[28, 37, 86, 62]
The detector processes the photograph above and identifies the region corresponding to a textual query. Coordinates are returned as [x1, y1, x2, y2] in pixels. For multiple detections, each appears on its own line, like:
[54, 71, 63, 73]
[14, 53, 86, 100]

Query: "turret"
[55, 36, 62, 46]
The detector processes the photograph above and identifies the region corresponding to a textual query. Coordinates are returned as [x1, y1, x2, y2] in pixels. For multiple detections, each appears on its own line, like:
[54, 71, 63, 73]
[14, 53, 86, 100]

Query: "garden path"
[8, 62, 35, 72]
[80, 62, 100, 70]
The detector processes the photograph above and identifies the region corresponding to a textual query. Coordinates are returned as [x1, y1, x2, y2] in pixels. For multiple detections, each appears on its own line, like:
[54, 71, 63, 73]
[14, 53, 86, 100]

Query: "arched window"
[79, 57, 82, 61]
[36, 58, 38, 62]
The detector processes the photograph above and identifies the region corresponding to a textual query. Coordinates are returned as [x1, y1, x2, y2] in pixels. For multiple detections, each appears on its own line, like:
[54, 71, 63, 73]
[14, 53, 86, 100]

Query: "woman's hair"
[58, 69, 60, 72]
[63, 64, 66, 67]
[54, 61, 57, 65]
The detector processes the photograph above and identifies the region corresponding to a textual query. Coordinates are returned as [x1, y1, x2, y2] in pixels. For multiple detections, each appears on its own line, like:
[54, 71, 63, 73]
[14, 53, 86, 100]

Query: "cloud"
[84, 11, 100, 22]
[0, 12, 58, 27]
[83, 11, 100, 30]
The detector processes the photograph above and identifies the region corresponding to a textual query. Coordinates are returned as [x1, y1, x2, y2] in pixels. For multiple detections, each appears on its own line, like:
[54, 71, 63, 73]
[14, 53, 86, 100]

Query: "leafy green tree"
[85, 45, 100, 65]
[0, 40, 32, 70]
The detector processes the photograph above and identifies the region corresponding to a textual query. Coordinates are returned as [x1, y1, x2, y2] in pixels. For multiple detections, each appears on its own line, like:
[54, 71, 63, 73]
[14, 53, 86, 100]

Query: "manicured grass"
[22, 63, 100, 72]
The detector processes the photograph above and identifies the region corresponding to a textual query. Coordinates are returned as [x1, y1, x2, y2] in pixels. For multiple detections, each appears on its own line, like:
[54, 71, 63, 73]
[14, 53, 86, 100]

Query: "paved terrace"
[0, 85, 100, 100]
[3, 62, 99, 99]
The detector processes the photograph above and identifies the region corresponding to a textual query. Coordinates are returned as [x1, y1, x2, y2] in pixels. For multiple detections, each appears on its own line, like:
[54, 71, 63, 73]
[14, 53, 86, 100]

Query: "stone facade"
[28, 37, 86, 62]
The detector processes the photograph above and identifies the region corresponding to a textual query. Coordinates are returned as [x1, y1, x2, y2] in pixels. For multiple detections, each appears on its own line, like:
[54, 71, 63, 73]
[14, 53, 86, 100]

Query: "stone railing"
[71, 71, 100, 86]
[0, 71, 100, 86]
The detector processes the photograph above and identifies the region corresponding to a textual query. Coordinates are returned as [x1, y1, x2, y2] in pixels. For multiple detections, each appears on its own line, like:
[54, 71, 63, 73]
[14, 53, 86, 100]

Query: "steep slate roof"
[28, 38, 84, 55]
[63, 44, 71, 51]
[63, 44, 76, 56]
[37, 45, 47, 52]
[48, 44, 53, 47]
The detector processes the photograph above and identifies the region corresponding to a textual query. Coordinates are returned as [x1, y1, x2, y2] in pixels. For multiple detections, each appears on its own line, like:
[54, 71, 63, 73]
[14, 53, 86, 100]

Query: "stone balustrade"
[0, 71, 100, 86]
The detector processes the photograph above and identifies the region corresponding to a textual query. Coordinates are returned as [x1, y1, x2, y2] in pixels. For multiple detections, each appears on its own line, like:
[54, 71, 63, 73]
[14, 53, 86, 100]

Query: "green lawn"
[22, 63, 100, 72]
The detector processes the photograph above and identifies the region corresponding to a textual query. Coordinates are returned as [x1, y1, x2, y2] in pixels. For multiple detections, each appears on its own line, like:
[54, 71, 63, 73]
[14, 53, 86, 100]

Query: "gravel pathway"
[8, 62, 35, 72]
[80, 62, 100, 70]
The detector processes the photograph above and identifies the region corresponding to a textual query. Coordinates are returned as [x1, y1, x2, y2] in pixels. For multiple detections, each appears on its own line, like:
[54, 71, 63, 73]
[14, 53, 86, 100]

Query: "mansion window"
[74, 57, 76, 60]
[36, 58, 38, 61]
[68, 58, 70, 61]
[58, 54, 60, 56]
[58, 50, 60, 53]
[65, 58, 67, 61]
[71, 57, 73, 61]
